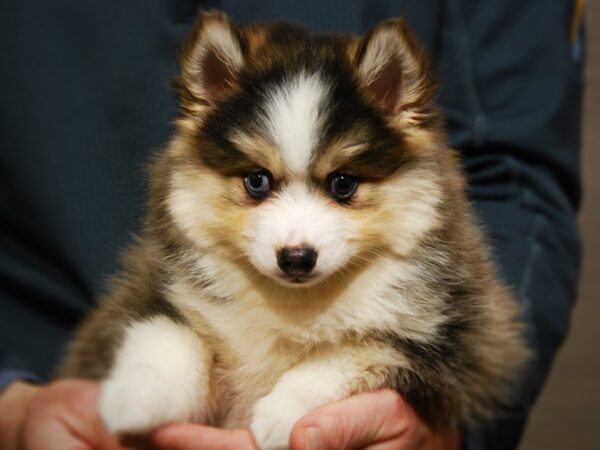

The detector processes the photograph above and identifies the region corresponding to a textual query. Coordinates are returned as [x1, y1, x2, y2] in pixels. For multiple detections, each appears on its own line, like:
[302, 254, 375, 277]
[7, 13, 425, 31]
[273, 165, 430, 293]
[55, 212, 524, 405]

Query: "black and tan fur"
[57, 11, 529, 447]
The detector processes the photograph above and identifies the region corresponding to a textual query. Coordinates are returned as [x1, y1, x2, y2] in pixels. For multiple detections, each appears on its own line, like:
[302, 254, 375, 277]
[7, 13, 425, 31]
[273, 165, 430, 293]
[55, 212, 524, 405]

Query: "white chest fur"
[98, 253, 440, 448]
[164, 253, 445, 424]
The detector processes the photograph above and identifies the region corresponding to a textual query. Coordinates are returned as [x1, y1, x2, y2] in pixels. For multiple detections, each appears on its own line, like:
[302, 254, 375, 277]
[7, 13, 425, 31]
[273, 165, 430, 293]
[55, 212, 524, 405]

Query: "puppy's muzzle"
[277, 246, 317, 278]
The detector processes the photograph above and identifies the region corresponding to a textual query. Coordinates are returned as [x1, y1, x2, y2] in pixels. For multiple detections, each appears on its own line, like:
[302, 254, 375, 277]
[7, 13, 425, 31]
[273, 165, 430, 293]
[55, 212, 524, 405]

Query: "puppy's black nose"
[277, 246, 317, 276]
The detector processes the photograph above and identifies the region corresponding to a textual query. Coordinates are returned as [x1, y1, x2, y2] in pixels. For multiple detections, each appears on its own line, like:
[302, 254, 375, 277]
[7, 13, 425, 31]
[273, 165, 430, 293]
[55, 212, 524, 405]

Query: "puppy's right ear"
[177, 11, 245, 109]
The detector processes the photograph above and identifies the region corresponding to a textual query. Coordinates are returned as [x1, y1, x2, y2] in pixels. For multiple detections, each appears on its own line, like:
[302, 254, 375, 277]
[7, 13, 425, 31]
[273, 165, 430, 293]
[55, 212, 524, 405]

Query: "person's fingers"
[23, 418, 126, 450]
[0, 382, 40, 450]
[21, 418, 92, 450]
[290, 389, 413, 450]
[55, 380, 123, 450]
[152, 423, 258, 450]
[20, 380, 123, 450]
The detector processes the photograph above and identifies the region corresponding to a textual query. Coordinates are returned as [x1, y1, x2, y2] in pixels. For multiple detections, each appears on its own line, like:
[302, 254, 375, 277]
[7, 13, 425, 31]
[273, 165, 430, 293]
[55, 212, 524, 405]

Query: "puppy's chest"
[217, 324, 300, 381]
[208, 318, 308, 427]
[178, 299, 305, 423]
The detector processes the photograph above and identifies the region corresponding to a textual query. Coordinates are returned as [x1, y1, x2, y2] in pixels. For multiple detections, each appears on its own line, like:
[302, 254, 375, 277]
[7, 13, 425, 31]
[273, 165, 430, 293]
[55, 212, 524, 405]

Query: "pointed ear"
[177, 11, 245, 108]
[354, 19, 435, 119]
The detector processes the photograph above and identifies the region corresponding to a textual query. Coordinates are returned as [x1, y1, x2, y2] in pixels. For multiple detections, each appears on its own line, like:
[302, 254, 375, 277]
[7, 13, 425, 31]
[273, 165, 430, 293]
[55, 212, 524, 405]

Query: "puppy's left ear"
[354, 18, 435, 121]
[177, 11, 245, 108]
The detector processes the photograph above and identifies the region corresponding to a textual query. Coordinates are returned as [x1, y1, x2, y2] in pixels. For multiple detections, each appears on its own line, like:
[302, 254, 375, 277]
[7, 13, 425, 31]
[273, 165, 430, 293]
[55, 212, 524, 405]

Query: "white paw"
[98, 364, 203, 435]
[250, 393, 309, 450]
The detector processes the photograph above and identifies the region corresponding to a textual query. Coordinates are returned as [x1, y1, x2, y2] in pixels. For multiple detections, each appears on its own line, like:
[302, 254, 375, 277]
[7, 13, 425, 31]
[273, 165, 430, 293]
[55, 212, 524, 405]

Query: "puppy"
[57, 11, 529, 449]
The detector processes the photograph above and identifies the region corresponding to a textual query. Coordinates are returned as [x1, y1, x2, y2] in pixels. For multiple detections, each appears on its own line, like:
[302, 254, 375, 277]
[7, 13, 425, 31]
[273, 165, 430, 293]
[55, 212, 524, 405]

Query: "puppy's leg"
[250, 346, 400, 450]
[98, 315, 211, 435]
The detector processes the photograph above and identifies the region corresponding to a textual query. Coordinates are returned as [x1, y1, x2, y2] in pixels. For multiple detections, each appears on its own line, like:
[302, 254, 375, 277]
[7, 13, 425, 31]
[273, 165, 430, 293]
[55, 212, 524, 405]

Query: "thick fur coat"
[57, 11, 529, 449]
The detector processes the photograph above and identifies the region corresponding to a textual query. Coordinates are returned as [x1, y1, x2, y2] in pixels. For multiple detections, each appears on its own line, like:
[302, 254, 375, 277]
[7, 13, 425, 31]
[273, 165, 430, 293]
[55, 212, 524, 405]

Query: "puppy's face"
[166, 13, 445, 289]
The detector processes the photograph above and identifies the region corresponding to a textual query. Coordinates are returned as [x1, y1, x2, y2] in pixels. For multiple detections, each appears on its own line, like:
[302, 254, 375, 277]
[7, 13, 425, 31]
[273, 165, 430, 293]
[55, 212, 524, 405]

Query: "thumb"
[290, 389, 413, 450]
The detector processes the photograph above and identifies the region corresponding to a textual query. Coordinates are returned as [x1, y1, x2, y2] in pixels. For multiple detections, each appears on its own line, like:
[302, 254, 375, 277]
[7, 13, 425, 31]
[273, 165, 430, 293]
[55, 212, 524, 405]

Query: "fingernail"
[303, 427, 322, 450]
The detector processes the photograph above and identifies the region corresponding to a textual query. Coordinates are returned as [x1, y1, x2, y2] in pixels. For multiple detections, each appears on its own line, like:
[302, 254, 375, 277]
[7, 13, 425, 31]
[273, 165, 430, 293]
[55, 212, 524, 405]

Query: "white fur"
[98, 316, 211, 434]
[250, 355, 359, 449]
[262, 72, 328, 174]
[243, 182, 356, 284]
[382, 173, 442, 256]
[175, 258, 443, 351]
[165, 255, 440, 434]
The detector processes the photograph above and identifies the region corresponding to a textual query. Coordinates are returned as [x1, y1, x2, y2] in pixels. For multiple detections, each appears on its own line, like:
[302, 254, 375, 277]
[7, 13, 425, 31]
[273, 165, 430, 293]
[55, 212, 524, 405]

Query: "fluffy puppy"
[57, 11, 529, 449]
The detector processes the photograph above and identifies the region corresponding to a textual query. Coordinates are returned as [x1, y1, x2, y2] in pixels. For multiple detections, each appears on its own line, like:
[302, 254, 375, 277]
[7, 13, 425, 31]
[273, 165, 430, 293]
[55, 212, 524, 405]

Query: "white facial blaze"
[244, 183, 355, 282]
[263, 72, 329, 174]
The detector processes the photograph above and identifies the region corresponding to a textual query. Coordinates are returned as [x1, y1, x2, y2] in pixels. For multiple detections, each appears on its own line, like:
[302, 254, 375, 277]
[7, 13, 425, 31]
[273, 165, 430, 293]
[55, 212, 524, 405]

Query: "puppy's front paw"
[98, 364, 204, 435]
[250, 393, 309, 450]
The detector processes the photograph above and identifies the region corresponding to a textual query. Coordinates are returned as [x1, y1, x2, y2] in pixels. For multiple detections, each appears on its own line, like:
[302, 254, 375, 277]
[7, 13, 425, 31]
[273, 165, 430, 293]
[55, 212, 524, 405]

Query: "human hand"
[289, 389, 461, 450]
[152, 389, 461, 450]
[0, 379, 123, 450]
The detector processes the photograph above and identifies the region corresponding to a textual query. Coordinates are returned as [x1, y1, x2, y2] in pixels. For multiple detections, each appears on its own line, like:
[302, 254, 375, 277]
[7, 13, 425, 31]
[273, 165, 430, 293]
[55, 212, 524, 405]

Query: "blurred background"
[519, 3, 600, 449]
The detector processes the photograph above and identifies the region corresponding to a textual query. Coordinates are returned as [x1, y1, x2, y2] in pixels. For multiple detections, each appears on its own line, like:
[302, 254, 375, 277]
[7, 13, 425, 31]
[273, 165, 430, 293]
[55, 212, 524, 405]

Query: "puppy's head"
[163, 12, 448, 289]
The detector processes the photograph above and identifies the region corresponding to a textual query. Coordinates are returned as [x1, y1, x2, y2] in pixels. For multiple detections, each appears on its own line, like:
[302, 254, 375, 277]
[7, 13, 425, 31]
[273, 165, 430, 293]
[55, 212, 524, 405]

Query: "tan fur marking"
[229, 131, 287, 179]
[312, 133, 369, 179]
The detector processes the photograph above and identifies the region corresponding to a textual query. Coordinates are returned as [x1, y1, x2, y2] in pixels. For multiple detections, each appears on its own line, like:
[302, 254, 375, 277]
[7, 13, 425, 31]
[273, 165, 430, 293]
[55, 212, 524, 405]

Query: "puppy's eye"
[328, 173, 358, 202]
[244, 170, 272, 199]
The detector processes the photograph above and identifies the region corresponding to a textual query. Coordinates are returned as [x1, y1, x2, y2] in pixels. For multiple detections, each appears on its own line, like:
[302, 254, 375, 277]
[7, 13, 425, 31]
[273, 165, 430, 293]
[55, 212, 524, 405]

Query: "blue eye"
[328, 173, 358, 201]
[244, 170, 272, 199]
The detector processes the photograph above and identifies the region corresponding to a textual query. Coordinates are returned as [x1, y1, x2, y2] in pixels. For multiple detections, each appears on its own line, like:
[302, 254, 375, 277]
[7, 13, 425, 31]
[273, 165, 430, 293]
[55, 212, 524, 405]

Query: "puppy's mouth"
[276, 272, 321, 287]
